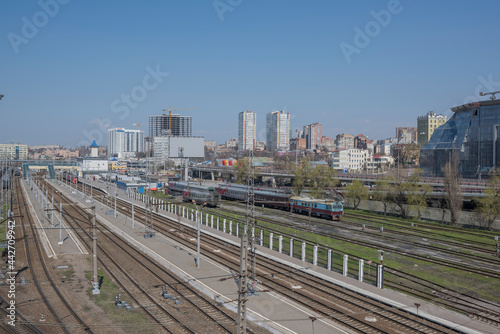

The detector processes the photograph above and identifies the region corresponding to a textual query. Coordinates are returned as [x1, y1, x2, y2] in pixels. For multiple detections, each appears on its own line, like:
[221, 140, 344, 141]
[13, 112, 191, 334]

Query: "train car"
[217, 183, 247, 201]
[290, 196, 343, 220]
[62, 172, 78, 184]
[217, 183, 293, 209]
[169, 181, 221, 207]
[2, 175, 9, 189]
[116, 180, 128, 191]
[168, 181, 190, 194]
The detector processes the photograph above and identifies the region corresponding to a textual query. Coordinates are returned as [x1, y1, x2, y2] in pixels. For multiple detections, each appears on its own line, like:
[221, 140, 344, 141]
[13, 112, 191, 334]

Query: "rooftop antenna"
[480, 91, 500, 100]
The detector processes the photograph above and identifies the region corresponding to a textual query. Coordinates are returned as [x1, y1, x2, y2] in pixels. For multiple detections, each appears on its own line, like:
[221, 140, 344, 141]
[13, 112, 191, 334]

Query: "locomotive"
[61, 172, 78, 184]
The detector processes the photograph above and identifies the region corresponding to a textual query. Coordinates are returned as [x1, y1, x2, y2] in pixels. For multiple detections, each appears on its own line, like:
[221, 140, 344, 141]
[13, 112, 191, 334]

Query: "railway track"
[83, 181, 500, 326]
[346, 211, 496, 241]
[74, 181, 477, 333]
[197, 203, 500, 325]
[228, 201, 497, 261]
[43, 179, 262, 334]
[343, 215, 495, 255]
[14, 177, 92, 334]
[0, 294, 44, 334]
[203, 203, 500, 279]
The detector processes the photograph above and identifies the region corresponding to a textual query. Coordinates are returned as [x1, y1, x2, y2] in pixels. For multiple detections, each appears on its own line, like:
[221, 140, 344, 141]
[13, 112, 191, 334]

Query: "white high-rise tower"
[238, 110, 256, 152]
[266, 110, 290, 152]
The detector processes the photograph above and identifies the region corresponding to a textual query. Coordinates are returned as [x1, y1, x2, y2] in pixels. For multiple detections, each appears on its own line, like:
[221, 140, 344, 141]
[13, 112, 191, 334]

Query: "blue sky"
[1, 0, 499, 147]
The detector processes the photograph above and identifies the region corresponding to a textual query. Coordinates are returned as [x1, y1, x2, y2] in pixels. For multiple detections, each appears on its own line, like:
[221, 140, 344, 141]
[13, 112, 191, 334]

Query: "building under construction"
[149, 114, 192, 137]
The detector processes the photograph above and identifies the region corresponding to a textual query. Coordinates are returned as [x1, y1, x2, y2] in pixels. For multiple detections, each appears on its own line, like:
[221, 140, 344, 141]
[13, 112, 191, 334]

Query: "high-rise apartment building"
[290, 137, 307, 151]
[149, 114, 192, 137]
[266, 110, 290, 152]
[303, 123, 322, 150]
[336, 133, 354, 150]
[238, 110, 256, 151]
[107, 128, 144, 158]
[417, 111, 447, 147]
[0, 144, 27, 160]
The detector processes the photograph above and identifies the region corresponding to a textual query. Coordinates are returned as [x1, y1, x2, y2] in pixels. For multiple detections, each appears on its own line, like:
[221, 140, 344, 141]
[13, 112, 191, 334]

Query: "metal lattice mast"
[237, 149, 256, 334]
[91, 206, 100, 294]
[236, 233, 248, 334]
[247, 149, 257, 283]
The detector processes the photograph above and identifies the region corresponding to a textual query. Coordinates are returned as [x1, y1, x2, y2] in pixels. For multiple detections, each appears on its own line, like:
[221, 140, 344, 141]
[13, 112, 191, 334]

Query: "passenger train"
[168, 181, 221, 207]
[61, 172, 79, 184]
[168, 182, 344, 220]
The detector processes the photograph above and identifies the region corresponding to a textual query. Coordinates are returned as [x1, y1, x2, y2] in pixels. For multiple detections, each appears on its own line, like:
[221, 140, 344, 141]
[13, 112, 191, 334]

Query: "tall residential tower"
[238, 110, 256, 152]
[266, 110, 290, 152]
[107, 128, 144, 158]
[303, 123, 322, 150]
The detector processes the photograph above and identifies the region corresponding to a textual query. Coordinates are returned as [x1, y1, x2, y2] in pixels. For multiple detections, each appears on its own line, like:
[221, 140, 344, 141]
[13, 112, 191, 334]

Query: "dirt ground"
[49, 254, 124, 334]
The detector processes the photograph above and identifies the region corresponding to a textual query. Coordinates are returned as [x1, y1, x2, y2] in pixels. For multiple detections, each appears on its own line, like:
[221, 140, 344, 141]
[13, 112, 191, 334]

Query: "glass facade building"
[420, 100, 500, 178]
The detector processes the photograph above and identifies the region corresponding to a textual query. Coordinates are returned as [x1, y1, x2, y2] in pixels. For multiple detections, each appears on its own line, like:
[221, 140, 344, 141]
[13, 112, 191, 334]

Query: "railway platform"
[52, 178, 498, 334]
[20, 179, 88, 259]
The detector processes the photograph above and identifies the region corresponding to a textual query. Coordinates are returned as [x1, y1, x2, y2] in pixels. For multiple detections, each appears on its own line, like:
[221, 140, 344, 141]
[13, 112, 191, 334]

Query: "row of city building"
[3, 97, 498, 179]
[86, 98, 500, 178]
[0, 109, 448, 164]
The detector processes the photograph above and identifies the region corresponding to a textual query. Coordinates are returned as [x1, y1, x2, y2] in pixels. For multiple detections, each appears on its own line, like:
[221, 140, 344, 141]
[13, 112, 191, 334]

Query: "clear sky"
[1, 0, 500, 147]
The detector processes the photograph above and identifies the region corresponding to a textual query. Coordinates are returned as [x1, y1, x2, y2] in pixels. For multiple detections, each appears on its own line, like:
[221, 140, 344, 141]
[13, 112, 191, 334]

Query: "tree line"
[235, 158, 499, 230]
[344, 164, 500, 230]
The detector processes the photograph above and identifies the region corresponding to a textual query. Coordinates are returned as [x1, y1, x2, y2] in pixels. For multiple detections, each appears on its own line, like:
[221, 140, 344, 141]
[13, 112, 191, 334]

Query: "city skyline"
[1, 1, 499, 147]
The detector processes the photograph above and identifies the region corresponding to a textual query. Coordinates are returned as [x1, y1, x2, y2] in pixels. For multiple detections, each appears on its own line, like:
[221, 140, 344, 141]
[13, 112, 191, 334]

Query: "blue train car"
[116, 181, 128, 191]
[290, 196, 343, 220]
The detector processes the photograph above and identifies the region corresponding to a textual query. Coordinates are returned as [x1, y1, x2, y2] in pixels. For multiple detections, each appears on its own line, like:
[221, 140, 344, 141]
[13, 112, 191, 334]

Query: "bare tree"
[388, 170, 410, 219]
[475, 168, 500, 230]
[443, 154, 463, 225]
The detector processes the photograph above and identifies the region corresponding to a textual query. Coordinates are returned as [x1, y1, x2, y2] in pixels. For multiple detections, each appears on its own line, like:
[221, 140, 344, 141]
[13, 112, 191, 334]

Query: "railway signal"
[378, 250, 384, 266]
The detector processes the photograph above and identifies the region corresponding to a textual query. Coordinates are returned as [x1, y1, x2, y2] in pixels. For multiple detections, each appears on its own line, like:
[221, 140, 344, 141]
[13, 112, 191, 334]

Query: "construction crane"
[132, 123, 146, 130]
[161, 106, 197, 134]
